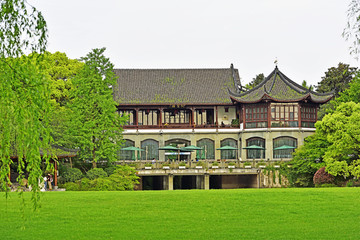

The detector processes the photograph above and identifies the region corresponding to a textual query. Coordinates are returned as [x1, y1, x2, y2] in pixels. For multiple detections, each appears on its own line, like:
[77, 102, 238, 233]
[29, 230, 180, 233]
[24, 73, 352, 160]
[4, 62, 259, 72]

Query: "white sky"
[30, 0, 358, 86]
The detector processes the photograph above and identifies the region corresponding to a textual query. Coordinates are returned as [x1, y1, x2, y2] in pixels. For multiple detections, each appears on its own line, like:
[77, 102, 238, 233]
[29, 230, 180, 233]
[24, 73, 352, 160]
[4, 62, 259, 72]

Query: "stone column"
[168, 174, 174, 190]
[196, 175, 204, 189]
[204, 174, 210, 190]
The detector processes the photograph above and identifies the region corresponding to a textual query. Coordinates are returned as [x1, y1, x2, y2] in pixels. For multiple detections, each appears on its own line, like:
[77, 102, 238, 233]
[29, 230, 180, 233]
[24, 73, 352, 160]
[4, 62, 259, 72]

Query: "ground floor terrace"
[117, 160, 284, 190]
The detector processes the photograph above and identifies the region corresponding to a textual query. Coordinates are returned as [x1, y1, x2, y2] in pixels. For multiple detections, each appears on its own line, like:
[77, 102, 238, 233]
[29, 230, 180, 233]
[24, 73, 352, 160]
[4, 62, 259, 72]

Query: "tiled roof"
[229, 67, 333, 103]
[113, 67, 240, 105]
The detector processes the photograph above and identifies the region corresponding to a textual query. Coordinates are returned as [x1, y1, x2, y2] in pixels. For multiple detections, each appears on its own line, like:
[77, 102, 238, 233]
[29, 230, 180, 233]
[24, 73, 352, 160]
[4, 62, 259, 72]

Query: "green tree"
[245, 73, 264, 89]
[283, 133, 328, 187]
[301, 80, 313, 91]
[0, 0, 51, 207]
[316, 63, 357, 97]
[34, 51, 84, 107]
[316, 63, 357, 120]
[67, 48, 128, 168]
[317, 101, 360, 179]
[336, 71, 360, 104]
[32, 52, 83, 148]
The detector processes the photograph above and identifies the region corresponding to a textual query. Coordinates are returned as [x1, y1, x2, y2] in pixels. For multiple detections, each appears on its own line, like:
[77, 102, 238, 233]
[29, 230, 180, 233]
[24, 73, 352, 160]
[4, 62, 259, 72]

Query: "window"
[246, 138, 265, 159]
[220, 138, 237, 159]
[273, 137, 297, 159]
[163, 109, 191, 124]
[118, 139, 134, 160]
[141, 139, 159, 160]
[271, 103, 298, 127]
[138, 109, 158, 126]
[194, 109, 215, 125]
[118, 110, 135, 125]
[301, 106, 317, 128]
[245, 104, 268, 128]
[197, 138, 215, 160]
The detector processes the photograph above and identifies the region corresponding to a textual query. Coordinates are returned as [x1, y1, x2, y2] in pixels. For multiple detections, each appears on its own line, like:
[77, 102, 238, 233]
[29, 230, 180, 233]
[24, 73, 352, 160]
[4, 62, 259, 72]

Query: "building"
[113, 65, 333, 190]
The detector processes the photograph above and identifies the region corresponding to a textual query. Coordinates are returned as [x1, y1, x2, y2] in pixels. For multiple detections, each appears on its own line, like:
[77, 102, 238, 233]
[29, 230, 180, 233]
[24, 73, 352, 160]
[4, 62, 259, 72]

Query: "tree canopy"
[245, 73, 264, 89]
[286, 71, 360, 186]
[316, 62, 357, 97]
[0, 0, 51, 207]
[67, 48, 128, 168]
[316, 101, 360, 178]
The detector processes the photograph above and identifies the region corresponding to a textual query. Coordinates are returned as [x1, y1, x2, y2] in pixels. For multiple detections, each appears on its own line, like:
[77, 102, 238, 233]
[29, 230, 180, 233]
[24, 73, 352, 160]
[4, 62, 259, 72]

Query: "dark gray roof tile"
[113, 68, 239, 105]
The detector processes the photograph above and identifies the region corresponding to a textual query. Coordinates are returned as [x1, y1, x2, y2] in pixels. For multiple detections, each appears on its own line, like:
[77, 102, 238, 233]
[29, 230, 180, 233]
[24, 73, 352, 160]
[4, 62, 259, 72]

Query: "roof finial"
[274, 57, 278, 67]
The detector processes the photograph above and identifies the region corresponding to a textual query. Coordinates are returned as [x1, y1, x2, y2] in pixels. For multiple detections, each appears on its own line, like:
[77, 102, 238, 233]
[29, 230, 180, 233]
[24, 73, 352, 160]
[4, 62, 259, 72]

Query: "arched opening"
[220, 138, 238, 159]
[197, 138, 215, 160]
[119, 139, 135, 160]
[164, 139, 191, 161]
[141, 139, 159, 160]
[246, 137, 265, 159]
[273, 136, 297, 159]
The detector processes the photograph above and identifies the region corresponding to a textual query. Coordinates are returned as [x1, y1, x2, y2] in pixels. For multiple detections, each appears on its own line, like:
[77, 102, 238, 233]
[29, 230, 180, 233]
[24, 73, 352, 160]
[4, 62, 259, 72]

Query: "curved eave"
[307, 93, 334, 104]
[230, 92, 333, 104]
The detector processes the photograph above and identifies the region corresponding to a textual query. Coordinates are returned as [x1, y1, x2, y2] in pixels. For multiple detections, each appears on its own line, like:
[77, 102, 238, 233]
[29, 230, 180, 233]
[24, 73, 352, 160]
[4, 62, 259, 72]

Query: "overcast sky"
[30, 0, 358, 86]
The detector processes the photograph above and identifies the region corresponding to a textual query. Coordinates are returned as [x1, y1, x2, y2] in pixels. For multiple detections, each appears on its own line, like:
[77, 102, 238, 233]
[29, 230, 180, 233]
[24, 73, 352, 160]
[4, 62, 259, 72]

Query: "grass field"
[1, 188, 360, 240]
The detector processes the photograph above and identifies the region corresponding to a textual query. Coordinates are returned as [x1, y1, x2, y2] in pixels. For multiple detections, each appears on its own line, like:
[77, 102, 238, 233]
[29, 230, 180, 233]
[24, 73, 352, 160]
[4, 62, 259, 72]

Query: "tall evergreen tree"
[68, 48, 127, 168]
[316, 63, 357, 97]
[245, 73, 264, 89]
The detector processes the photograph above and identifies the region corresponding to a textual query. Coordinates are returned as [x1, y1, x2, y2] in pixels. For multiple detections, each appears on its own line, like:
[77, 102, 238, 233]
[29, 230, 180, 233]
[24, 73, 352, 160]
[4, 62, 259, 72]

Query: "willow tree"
[68, 48, 127, 168]
[0, 0, 51, 206]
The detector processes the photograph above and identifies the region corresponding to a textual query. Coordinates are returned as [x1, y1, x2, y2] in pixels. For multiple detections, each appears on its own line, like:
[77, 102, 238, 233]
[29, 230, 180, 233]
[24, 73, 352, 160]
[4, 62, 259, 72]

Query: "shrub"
[64, 165, 139, 191]
[60, 167, 83, 184]
[313, 167, 335, 186]
[316, 183, 337, 188]
[62, 182, 80, 191]
[108, 165, 139, 190]
[86, 168, 108, 180]
[104, 166, 117, 176]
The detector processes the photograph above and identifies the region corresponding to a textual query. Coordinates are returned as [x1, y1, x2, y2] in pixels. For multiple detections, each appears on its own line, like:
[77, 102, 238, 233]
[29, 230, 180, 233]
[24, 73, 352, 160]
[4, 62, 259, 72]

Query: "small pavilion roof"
[229, 66, 334, 104]
[113, 66, 240, 105]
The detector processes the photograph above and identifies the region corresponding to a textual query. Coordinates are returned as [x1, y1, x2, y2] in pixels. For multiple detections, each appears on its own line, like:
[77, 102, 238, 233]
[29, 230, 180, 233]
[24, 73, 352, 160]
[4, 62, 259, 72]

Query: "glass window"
[163, 109, 191, 124]
[273, 137, 297, 159]
[197, 138, 215, 160]
[139, 110, 158, 126]
[220, 138, 238, 159]
[270, 103, 299, 127]
[118, 110, 135, 125]
[246, 138, 265, 159]
[245, 104, 268, 128]
[118, 139, 135, 160]
[141, 139, 159, 160]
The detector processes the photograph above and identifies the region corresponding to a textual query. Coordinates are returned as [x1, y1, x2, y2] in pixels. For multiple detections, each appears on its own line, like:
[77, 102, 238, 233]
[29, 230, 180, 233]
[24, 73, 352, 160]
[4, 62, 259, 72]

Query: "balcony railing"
[113, 159, 288, 170]
[123, 123, 240, 129]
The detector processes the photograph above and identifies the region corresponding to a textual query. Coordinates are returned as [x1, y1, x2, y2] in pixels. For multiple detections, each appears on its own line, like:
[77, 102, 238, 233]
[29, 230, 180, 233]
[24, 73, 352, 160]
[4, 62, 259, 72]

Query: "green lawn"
[1, 188, 360, 239]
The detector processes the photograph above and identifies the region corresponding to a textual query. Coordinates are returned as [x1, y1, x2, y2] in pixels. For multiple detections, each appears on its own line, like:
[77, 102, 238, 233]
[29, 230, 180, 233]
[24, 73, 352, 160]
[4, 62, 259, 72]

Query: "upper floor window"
[271, 103, 298, 127]
[118, 110, 135, 125]
[301, 106, 317, 128]
[163, 109, 191, 124]
[138, 109, 158, 126]
[245, 104, 268, 128]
